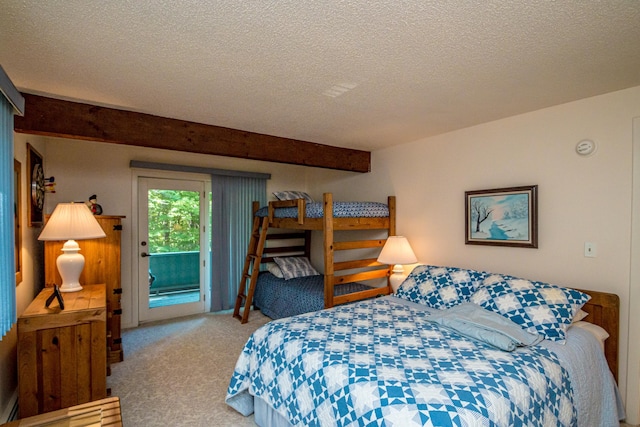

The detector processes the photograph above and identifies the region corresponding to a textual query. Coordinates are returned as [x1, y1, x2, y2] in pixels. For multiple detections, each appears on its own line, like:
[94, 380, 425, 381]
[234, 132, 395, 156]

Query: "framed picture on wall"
[465, 185, 538, 248]
[27, 143, 45, 227]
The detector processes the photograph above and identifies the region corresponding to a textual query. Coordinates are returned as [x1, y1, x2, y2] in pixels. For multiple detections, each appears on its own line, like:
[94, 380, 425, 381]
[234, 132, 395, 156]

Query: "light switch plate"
[584, 242, 597, 258]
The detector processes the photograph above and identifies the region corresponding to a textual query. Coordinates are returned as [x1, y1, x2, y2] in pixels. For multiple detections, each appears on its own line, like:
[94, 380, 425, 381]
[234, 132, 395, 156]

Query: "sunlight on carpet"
[107, 310, 271, 427]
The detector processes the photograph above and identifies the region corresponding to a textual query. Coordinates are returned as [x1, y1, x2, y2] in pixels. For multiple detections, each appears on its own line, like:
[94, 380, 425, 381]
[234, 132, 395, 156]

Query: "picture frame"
[465, 185, 538, 248]
[26, 143, 44, 227]
[14, 159, 22, 285]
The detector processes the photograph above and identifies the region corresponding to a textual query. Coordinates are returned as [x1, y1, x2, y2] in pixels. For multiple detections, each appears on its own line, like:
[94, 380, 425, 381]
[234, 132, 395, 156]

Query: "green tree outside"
[148, 190, 200, 253]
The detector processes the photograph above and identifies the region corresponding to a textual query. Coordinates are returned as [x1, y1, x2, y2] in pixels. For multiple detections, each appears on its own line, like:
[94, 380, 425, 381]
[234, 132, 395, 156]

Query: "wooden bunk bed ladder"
[233, 215, 269, 323]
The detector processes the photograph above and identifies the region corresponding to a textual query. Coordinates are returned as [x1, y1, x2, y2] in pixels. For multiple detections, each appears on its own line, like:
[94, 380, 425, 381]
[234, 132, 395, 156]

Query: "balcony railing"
[148, 251, 200, 295]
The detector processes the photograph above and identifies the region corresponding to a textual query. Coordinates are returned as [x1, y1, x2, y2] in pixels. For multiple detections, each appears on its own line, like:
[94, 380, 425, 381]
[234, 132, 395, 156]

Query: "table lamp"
[377, 236, 417, 292]
[38, 203, 106, 292]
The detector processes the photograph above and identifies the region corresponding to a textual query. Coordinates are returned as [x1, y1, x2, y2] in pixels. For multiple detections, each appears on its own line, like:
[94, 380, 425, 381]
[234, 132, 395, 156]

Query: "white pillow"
[266, 263, 284, 279]
[571, 321, 609, 351]
[572, 309, 588, 323]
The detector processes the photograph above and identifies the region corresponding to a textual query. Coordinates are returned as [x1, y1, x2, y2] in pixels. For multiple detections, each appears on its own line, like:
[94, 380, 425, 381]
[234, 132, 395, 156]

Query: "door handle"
[141, 252, 153, 258]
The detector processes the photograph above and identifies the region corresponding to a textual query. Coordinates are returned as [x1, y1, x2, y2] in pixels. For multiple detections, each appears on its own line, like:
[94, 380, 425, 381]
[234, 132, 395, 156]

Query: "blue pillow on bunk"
[273, 191, 314, 202]
[274, 257, 320, 280]
[470, 274, 591, 343]
[395, 265, 487, 309]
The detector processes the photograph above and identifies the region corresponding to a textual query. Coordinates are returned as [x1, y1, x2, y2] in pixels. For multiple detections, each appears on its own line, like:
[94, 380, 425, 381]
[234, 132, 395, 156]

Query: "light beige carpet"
[107, 310, 271, 427]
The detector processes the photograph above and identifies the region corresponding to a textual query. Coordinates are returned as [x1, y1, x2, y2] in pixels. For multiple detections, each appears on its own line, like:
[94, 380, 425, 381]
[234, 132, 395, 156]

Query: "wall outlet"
[584, 242, 597, 258]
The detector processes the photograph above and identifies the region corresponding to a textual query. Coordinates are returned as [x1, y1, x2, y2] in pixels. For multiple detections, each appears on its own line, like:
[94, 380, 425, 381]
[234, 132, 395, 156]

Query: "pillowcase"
[572, 309, 588, 323]
[395, 265, 487, 309]
[266, 263, 284, 279]
[470, 274, 591, 343]
[571, 321, 609, 351]
[273, 257, 320, 280]
[272, 191, 314, 202]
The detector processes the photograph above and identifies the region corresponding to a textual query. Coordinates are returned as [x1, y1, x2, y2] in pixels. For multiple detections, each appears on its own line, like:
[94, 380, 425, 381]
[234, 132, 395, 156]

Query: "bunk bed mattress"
[256, 201, 389, 219]
[253, 272, 371, 320]
[227, 296, 622, 427]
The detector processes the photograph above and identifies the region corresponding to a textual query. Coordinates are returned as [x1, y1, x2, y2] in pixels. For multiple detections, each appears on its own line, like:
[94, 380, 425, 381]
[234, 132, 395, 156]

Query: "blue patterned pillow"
[470, 274, 591, 343]
[273, 191, 314, 202]
[273, 257, 320, 280]
[395, 265, 487, 309]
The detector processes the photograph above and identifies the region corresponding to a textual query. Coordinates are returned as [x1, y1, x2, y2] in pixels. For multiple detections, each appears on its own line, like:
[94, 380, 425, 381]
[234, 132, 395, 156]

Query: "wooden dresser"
[44, 215, 124, 364]
[17, 284, 107, 418]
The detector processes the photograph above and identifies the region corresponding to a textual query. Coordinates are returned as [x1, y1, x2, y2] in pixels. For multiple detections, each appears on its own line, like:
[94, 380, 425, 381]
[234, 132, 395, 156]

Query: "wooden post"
[323, 193, 335, 308]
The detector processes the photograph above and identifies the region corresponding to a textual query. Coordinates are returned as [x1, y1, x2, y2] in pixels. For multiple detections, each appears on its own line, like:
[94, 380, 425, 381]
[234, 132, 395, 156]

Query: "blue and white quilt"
[226, 297, 577, 426]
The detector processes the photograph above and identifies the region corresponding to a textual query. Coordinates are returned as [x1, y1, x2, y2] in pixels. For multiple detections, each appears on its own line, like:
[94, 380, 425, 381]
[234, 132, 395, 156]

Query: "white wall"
[308, 85, 640, 424]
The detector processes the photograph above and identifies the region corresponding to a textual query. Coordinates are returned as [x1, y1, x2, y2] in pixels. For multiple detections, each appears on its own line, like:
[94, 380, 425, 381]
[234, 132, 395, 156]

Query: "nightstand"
[17, 284, 107, 418]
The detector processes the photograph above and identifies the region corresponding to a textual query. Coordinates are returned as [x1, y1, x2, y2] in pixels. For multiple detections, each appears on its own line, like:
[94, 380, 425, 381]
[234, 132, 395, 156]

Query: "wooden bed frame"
[233, 193, 396, 323]
[578, 289, 620, 381]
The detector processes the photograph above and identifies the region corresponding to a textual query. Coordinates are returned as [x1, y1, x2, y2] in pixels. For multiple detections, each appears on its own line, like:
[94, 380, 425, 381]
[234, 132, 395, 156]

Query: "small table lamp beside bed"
[376, 235, 417, 292]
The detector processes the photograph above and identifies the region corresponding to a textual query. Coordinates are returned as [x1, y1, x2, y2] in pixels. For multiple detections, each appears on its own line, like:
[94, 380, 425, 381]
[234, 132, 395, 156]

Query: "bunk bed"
[233, 193, 396, 323]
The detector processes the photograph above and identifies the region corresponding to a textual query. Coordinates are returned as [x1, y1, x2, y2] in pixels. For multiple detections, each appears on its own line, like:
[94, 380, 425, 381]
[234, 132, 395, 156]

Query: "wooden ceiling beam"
[13, 93, 371, 173]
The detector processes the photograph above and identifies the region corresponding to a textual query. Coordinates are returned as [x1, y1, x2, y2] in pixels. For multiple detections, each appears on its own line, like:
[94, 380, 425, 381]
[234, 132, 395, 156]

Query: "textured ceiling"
[2, 1, 640, 151]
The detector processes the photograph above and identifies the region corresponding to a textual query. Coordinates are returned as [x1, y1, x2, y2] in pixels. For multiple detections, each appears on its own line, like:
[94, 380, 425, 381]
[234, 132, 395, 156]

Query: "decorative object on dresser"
[44, 284, 64, 309]
[86, 194, 103, 215]
[17, 284, 107, 418]
[44, 214, 125, 365]
[38, 203, 106, 292]
[376, 235, 417, 292]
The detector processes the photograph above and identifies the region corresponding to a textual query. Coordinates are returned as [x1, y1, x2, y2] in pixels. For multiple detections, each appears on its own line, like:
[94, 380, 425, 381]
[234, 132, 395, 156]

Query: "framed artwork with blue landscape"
[465, 185, 538, 248]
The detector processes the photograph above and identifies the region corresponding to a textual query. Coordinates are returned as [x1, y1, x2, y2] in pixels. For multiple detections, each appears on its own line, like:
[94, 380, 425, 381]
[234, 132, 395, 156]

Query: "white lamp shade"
[38, 203, 106, 241]
[377, 236, 417, 265]
[378, 236, 417, 293]
[38, 203, 106, 292]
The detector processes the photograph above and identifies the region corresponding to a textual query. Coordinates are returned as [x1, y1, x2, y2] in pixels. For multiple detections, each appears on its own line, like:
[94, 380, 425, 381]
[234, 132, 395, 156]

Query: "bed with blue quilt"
[227, 265, 624, 426]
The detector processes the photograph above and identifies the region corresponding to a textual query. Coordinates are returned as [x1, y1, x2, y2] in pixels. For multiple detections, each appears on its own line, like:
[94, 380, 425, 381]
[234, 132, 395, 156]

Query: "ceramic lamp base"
[57, 240, 85, 292]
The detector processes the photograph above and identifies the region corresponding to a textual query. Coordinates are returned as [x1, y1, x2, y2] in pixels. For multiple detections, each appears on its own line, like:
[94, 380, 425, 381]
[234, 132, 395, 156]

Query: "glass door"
[138, 177, 208, 322]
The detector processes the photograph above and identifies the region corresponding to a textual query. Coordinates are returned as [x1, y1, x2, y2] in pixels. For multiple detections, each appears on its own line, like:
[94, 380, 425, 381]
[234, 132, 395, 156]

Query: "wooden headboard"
[577, 288, 620, 382]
